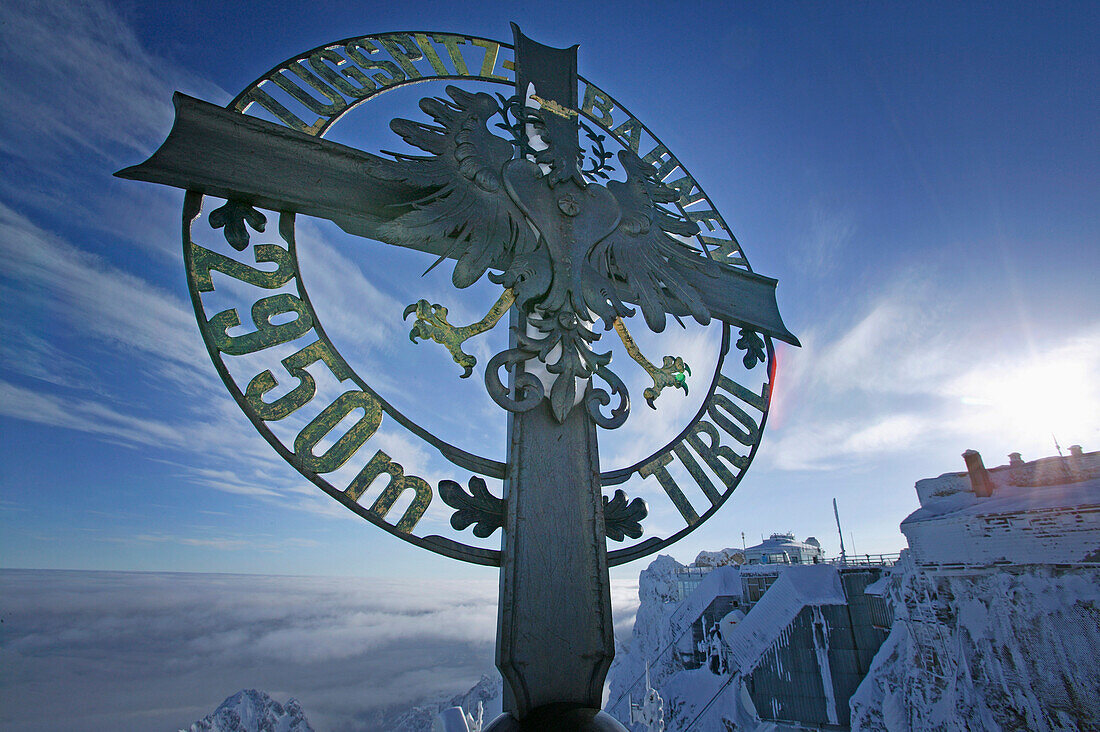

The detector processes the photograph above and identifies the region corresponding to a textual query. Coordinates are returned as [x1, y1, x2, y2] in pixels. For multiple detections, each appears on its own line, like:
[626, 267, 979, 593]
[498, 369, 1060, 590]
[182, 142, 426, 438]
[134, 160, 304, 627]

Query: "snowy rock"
[606, 556, 758, 731]
[692, 547, 744, 567]
[850, 554, 1100, 731]
[181, 689, 314, 732]
[606, 555, 692, 728]
[382, 674, 502, 732]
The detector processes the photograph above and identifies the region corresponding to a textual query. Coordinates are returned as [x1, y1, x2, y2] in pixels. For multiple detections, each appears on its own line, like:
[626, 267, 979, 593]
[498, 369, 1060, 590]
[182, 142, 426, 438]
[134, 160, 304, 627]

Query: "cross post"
[487, 27, 624, 730]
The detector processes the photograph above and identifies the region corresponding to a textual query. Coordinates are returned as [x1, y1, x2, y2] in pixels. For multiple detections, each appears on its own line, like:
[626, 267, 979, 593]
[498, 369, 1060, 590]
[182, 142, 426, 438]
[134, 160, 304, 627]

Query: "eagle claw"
[403, 299, 477, 378]
[643, 356, 690, 409]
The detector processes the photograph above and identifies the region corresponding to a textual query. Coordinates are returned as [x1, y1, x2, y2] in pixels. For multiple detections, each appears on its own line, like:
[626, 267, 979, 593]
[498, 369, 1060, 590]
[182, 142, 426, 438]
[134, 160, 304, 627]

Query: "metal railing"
[828, 552, 901, 567]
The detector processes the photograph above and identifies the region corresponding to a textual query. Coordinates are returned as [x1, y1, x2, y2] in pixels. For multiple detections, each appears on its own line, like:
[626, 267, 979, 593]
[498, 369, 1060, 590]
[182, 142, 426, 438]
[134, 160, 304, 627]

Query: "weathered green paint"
[208, 293, 313, 356]
[189, 242, 296, 293]
[638, 452, 700, 525]
[293, 390, 383, 473]
[245, 339, 351, 421]
[405, 288, 516, 378]
[612, 317, 690, 408]
[345, 450, 433, 533]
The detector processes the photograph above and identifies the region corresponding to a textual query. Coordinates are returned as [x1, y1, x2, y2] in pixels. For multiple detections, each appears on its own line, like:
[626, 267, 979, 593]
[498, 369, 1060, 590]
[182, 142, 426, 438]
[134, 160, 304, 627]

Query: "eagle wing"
[118, 89, 535, 292]
[590, 151, 799, 346]
[343, 86, 538, 289]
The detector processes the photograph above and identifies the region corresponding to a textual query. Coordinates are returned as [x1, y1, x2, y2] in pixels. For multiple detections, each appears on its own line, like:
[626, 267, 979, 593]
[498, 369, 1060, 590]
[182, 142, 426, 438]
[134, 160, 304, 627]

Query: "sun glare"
[957, 351, 1098, 447]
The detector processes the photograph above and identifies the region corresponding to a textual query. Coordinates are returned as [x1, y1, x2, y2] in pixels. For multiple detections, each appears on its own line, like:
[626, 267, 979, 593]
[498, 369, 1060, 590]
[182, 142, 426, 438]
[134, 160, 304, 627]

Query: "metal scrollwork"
[602, 489, 648, 541]
[485, 343, 544, 413]
[586, 366, 630, 430]
[438, 476, 505, 538]
[119, 27, 794, 569]
[525, 310, 613, 423]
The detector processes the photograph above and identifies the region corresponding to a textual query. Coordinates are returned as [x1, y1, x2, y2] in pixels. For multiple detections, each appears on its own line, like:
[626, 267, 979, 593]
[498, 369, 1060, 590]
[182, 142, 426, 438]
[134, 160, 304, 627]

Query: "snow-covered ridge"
[850, 554, 1100, 730]
[380, 674, 503, 732]
[182, 689, 314, 732]
[852, 447, 1100, 730]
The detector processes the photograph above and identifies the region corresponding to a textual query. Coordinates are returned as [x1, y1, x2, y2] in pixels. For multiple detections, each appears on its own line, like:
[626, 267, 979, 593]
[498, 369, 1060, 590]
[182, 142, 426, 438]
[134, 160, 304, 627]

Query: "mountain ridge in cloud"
[182, 689, 314, 732]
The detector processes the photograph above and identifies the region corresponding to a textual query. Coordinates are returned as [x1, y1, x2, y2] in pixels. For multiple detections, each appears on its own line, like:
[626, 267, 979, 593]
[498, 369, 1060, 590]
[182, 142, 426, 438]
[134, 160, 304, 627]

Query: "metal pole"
[833, 498, 847, 565]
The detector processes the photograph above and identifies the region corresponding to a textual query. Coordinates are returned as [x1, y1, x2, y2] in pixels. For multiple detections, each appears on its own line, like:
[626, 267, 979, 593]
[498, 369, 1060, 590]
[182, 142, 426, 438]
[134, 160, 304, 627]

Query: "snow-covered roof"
[862, 574, 889, 596]
[724, 565, 846, 675]
[904, 474, 1100, 525]
[902, 450, 1100, 569]
[912, 449, 1098, 512]
[673, 565, 742, 620]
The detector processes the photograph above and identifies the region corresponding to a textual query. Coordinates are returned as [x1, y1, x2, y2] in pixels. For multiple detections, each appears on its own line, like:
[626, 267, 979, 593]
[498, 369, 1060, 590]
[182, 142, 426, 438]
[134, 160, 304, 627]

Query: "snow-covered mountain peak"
[182, 689, 314, 732]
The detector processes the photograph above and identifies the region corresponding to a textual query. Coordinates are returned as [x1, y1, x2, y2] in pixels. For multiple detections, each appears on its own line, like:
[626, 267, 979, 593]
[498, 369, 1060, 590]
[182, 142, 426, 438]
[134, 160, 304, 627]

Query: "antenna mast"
[833, 498, 847, 564]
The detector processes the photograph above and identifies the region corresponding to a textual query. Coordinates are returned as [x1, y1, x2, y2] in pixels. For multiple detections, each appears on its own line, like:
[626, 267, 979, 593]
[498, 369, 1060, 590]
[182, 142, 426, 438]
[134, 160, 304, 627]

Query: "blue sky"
[1, 0, 1097, 582]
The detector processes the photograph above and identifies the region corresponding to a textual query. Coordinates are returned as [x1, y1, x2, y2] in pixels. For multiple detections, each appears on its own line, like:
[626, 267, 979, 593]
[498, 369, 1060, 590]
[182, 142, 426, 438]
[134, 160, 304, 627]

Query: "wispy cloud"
[0, 0, 229, 259]
[102, 533, 321, 552]
[0, 201, 403, 518]
[0, 0, 223, 163]
[0, 202, 206, 369]
[793, 201, 856, 277]
[766, 275, 1100, 471]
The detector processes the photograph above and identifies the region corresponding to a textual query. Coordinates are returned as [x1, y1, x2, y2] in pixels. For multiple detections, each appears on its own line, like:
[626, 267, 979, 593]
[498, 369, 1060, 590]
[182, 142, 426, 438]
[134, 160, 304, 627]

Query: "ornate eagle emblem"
[120, 84, 797, 424]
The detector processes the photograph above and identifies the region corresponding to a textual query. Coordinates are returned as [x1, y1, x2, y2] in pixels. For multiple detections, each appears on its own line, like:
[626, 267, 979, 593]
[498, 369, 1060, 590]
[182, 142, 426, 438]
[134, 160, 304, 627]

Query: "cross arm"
[669, 266, 800, 346]
[116, 93, 452, 259]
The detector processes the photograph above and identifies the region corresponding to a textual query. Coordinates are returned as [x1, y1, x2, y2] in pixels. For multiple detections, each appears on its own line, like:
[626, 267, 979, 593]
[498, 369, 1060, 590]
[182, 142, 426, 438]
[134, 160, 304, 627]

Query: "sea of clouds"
[0, 569, 640, 731]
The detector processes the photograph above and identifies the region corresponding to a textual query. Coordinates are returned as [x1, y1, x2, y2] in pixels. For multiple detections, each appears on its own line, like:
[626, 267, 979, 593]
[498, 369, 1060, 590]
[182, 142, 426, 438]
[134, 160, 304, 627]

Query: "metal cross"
[119, 25, 796, 730]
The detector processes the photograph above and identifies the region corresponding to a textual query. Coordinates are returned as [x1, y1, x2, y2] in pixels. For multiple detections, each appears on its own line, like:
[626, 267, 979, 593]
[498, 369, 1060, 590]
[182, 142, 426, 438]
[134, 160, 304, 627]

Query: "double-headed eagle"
[121, 85, 798, 423]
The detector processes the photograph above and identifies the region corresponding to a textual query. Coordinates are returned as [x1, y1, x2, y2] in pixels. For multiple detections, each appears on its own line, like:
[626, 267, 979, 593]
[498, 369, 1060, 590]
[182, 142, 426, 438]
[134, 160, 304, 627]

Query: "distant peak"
[181, 689, 314, 732]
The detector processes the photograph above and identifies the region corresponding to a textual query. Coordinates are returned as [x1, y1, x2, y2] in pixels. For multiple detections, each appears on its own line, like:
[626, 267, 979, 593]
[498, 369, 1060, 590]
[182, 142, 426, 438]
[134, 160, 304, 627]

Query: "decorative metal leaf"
[520, 311, 611, 423]
[580, 119, 615, 182]
[602, 489, 647, 541]
[736, 328, 766, 369]
[209, 199, 266, 251]
[438, 476, 505, 538]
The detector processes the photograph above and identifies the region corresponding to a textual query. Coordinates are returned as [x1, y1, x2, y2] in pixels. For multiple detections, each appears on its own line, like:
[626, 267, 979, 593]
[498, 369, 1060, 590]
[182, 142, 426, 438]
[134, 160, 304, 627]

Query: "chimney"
[963, 449, 995, 497]
[1008, 452, 1026, 485]
[1068, 445, 1084, 479]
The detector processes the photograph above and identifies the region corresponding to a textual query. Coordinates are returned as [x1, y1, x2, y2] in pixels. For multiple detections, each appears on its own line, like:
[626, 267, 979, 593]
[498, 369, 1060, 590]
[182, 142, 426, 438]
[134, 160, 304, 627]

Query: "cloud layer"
[0, 569, 640, 732]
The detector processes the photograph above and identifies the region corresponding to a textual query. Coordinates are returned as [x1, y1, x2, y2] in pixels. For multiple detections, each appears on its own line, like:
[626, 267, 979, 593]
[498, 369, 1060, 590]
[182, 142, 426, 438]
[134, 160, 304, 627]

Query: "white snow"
[852, 452, 1100, 730]
[810, 605, 838, 725]
[725, 565, 844, 675]
[851, 557, 1100, 729]
[386, 674, 503, 732]
[607, 556, 853, 731]
[181, 689, 313, 732]
[903, 451, 1100, 570]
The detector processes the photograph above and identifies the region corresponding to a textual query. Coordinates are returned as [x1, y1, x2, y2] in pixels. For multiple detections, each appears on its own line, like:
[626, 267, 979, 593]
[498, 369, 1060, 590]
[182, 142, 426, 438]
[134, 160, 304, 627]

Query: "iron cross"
[119, 25, 797, 730]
